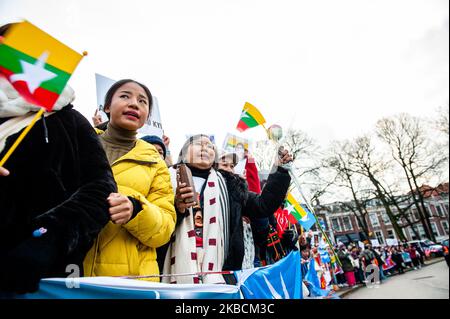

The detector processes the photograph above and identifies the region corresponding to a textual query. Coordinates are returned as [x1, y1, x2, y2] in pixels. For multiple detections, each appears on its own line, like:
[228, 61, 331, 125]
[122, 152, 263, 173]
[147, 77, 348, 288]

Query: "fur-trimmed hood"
[0, 77, 75, 118]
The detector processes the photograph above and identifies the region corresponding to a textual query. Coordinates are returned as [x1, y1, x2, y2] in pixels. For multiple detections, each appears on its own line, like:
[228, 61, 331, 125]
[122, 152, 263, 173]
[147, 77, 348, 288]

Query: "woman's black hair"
[0, 23, 13, 36]
[103, 79, 153, 119]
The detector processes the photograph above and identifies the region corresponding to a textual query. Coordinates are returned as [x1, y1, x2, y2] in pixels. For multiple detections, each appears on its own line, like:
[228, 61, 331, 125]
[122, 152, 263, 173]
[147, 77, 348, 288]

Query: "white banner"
[95, 73, 115, 123]
[95, 74, 164, 138]
[386, 238, 398, 246]
[138, 97, 164, 139]
[370, 239, 380, 247]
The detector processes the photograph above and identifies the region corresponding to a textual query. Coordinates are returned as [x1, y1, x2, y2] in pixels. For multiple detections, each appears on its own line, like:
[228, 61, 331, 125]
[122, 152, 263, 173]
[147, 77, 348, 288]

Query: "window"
[375, 231, 385, 245]
[445, 204, 449, 214]
[357, 217, 364, 229]
[417, 225, 427, 238]
[436, 205, 444, 217]
[342, 216, 353, 231]
[386, 229, 395, 239]
[331, 218, 341, 232]
[381, 212, 391, 225]
[409, 225, 427, 240]
[425, 206, 431, 217]
[430, 205, 437, 216]
[409, 227, 418, 240]
[431, 223, 440, 237]
[412, 208, 420, 221]
[369, 213, 380, 227]
[441, 221, 449, 235]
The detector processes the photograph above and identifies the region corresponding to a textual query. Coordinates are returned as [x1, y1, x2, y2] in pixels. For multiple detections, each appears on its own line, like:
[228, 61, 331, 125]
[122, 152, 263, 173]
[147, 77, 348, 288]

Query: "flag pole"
[262, 124, 342, 267]
[261, 123, 271, 140]
[285, 165, 342, 267]
[0, 108, 45, 167]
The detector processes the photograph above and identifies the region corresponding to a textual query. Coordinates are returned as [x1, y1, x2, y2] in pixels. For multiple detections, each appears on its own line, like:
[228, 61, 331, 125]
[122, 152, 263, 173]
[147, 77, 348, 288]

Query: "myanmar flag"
[284, 192, 306, 224]
[236, 102, 266, 132]
[0, 21, 83, 111]
[284, 192, 316, 231]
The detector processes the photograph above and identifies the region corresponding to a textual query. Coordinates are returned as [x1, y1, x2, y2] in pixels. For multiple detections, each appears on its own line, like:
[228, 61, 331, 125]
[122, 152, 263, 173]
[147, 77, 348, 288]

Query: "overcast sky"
[1, 0, 448, 156]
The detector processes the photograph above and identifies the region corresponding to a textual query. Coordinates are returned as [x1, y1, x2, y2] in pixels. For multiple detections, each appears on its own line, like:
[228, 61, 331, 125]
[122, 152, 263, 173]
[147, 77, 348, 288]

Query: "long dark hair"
[103, 79, 153, 119]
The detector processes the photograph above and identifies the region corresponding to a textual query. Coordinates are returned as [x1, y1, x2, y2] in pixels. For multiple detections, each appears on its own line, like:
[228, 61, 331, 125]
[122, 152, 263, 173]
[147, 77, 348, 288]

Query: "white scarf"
[0, 78, 75, 154]
[0, 77, 75, 118]
[163, 168, 229, 284]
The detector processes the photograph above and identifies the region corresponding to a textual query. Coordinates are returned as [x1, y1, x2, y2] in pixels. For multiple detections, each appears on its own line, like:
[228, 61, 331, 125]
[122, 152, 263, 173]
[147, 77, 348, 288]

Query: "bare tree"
[343, 136, 408, 241]
[376, 113, 448, 241]
[253, 139, 276, 172]
[436, 105, 449, 136]
[323, 140, 372, 239]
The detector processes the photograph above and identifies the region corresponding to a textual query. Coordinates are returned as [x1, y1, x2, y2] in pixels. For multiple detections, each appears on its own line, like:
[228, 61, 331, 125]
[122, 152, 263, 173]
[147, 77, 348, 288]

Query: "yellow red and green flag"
[284, 192, 316, 230]
[236, 102, 266, 132]
[0, 21, 83, 111]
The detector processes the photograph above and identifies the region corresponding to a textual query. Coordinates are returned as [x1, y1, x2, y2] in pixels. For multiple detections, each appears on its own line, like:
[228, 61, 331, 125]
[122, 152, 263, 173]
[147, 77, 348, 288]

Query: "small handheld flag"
[236, 102, 266, 132]
[284, 192, 316, 231]
[0, 21, 85, 168]
[0, 21, 84, 111]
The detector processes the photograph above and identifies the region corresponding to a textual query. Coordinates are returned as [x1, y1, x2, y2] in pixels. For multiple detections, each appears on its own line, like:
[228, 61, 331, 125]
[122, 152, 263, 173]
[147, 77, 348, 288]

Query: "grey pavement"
[342, 259, 449, 299]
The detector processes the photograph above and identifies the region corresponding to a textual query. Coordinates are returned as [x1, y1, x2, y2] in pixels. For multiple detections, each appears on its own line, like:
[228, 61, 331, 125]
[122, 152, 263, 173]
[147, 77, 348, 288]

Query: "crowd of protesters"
[0, 25, 297, 292]
[0, 22, 447, 297]
[298, 237, 433, 293]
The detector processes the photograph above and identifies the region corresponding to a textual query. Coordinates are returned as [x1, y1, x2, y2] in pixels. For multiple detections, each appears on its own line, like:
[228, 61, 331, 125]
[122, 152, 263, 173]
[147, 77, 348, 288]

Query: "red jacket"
[245, 157, 261, 194]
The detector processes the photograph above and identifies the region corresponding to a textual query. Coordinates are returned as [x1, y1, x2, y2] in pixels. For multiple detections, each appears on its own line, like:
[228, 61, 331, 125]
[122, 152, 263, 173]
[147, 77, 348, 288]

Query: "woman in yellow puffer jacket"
[83, 79, 175, 281]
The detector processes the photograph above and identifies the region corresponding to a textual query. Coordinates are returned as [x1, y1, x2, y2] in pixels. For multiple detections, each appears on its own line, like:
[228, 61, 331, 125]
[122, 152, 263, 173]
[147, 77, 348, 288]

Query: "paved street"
[345, 259, 449, 299]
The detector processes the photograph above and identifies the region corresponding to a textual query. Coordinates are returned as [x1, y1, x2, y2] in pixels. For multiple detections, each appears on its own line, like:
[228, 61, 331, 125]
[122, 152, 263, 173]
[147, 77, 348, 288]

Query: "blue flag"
[234, 251, 302, 299]
[304, 259, 330, 298]
[319, 247, 331, 264]
[298, 204, 316, 231]
[13, 278, 241, 299]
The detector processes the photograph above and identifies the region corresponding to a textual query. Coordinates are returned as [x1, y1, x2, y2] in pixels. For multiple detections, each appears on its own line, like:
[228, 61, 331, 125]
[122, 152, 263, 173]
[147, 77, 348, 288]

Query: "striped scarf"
[163, 168, 230, 284]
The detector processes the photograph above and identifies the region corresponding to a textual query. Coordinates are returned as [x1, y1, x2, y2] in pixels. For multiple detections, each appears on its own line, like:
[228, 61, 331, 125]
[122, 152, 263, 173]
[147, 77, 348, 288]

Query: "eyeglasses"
[192, 141, 215, 150]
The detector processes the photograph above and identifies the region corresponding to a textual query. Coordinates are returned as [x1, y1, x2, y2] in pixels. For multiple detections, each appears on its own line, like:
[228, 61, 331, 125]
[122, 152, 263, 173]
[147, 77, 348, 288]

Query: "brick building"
[314, 183, 449, 246]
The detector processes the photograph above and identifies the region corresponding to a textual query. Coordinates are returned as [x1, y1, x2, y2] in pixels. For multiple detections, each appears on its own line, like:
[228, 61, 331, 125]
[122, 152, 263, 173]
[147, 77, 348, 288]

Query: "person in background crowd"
[371, 246, 386, 281]
[443, 242, 449, 267]
[414, 244, 426, 266]
[83, 79, 176, 281]
[141, 135, 166, 160]
[391, 247, 405, 274]
[92, 109, 104, 128]
[162, 135, 173, 166]
[140, 134, 173, 167]
[409, 244, 421, 270]
[351, 246, 364, 284]
[337, 244, 355, 287]
[0, 21, 116, 294]
[360, 244, 376, 282]
[400, 245, 413, 269]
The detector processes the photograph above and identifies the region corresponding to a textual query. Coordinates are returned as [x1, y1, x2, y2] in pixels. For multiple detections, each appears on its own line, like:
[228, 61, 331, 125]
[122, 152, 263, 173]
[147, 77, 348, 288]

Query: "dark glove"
[281, 229, 298, 251]
[0, 232, 58, 294]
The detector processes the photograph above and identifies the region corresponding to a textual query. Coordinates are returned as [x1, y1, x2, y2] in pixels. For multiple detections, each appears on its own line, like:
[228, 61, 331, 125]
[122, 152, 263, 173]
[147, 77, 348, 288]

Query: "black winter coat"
[0, 105, 116, 292]
[219, 166, 291, 271]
